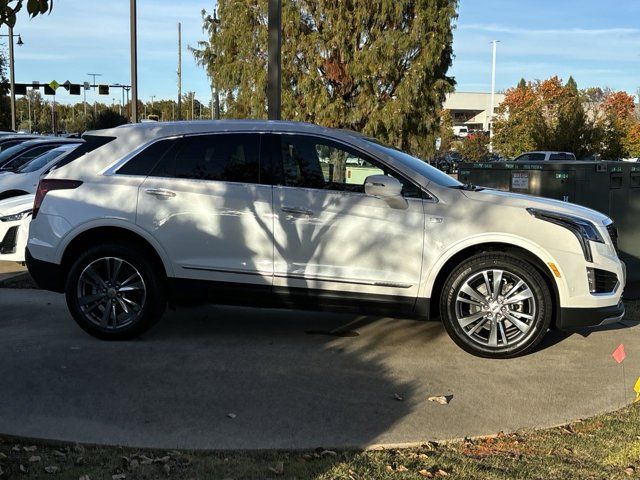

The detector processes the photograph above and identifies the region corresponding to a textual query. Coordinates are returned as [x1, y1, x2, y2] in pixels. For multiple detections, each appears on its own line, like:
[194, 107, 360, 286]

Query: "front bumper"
[557, 301, 625, 330]
[25, 248, 65, 293]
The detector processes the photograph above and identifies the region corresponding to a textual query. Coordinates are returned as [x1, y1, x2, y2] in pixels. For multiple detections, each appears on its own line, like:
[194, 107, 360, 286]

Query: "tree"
[438, 109, 455, 154]
[492, 78, 537, 158]
[0, 48, 10, 130]
[1, 0, 53, 27]
[89, 109, 127, 130]
[458, 134, 489, 162]
[191, 0, 458, 158]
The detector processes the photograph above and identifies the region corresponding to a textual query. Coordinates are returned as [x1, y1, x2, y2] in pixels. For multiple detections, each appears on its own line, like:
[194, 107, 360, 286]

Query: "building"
[443, 91, 506, 132]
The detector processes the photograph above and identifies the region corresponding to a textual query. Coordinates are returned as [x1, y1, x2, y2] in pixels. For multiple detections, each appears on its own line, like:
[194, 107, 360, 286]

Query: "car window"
[0, 140, 24, 152]
[275, 135, 422, 198]
[117, 139, 177, 176]
[529, 153, 546, 161]
[150, 134, 261, 184]
[17, 146, 75, 173]
[2, 145, 56, 170]
[515, 154, 529, 162]
[549, 153, 563, 161]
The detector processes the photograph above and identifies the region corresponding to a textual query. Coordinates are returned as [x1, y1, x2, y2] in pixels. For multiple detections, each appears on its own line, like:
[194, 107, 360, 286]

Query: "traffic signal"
[98, 84, 109, 95]
[14, 83, 27, 95]
[69, 84, 81, 95]
[44, 84, 55, 95]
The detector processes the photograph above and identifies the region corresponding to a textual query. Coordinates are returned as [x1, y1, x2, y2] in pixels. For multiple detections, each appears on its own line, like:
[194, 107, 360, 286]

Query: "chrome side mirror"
[364, 174, 408, 210]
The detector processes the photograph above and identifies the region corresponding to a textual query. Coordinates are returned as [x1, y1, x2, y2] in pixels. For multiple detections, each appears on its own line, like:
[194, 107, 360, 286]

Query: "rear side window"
[151, 134, 261, 184]
[117, 139, 177, 176]
[53, 136, 115, 170]
[529, 153, 546, 161]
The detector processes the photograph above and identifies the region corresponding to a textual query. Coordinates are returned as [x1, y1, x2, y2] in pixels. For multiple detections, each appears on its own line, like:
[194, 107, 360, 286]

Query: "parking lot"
[1, 286, 638, 450]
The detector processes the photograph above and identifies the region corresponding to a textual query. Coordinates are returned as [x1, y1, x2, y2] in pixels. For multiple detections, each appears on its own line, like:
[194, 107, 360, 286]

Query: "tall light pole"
[130, 0, 139, 123]
[1, 28, 23, 131]
[87, 73, 102, 117]
[267, 0, 282, 120]
[177, 22, 182, 121]
[489, 40, 499, 152]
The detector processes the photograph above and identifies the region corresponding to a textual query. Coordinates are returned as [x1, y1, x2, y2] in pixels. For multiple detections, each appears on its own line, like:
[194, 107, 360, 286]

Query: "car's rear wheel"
[65, 244, 166, 340]
[440, 253, 552, 358]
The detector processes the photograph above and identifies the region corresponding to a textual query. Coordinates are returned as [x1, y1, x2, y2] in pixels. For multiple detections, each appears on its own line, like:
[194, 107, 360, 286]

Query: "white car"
[0, 194, 34, 263]
[0, 144, 80, 199]
[513, 151, 577, 162]
[26, 121, 625, 358]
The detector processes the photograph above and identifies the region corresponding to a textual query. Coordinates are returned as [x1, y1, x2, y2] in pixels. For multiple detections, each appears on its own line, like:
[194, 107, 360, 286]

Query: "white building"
[443, 92, 506, 132]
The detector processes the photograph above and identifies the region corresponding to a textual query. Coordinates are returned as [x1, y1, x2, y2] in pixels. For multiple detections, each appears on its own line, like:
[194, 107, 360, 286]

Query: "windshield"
[363, 139, 463, 188]
[0, 143, 27, 164]
[17, 146, 76, 173]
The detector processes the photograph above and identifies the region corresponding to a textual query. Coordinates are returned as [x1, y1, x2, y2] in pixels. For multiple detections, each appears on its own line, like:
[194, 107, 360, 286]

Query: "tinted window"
[117, 139, 177, 176]
[17, 146, 76, 173]
[529, 153, 546, 161]
[276, 135, 422, 198]
[514, 154, 529, 162]
[52, 136, 114, 170]
[0, 139, 24, 151]
[1, 145, 56, 170]
[151, 134, 260, 184]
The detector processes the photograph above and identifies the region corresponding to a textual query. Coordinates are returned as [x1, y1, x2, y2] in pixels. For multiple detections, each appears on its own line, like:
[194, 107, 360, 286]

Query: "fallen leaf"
[75, 456, 85, 465]
[79, 476, 91, 480]
[320, 450, 337, 457]
[436, 469, 449, 477]
[138, 455, 153, 465]
[24, 446, 37, 452]
[19, 465, 27, 473]
[73, 445, 85, 453]
[52, 450, 66, 459]
[0, 452, 6, 459]
[418, 453, 429, 460]
[385, 465, 393, 472]
[418, 470, 433, 478]
[44, 466, 59, 474]
[11, 446, 21, 452]
[154, 456, 170, 464]
[428, 396, 451, 405]
[162, 464, 171, 475]
[128, 459, 139, 471]
[625, 466, 636, 476]
[28, 455, 41, 463]
[394, 393, 404, 401]
[269, 461, 284, 476]
[397, 465, 409, 472]
[227, 413, 237, 419]
[112, 475, 126, 480]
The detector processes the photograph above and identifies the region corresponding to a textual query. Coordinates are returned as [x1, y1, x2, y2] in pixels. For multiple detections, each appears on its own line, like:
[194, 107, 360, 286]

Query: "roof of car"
[12, 138, 84, 147]
[521, 151, 574, 155]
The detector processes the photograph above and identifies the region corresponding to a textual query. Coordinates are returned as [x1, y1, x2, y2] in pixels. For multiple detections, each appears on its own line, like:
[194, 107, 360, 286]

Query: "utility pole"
[177, 22, 182, 120]
[267, 0, 282, 120]
[8, 27, 16, 131]
[87, 73, 101, 117]
[191, 92, 194, 121]
[130, 0, 139, 123]
[489, 40, 499, 152]
[210, 9, 221, 120]
[27, 91, 31, 132]
[150, 95, 155, 117]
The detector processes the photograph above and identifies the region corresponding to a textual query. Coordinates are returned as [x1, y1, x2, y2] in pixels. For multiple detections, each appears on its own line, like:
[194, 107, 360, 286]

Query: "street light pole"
[489, 39, 499, 152]
[130, 0, 139, 123]
[8, 27, 16, 131]
[177, 22, 182, 121]
[87, 73, 102, 117]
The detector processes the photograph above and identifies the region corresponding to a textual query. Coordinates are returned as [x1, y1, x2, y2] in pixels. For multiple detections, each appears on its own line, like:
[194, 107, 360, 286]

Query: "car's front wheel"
[440, 253, 552, 358]
[65, 244, 166, 340]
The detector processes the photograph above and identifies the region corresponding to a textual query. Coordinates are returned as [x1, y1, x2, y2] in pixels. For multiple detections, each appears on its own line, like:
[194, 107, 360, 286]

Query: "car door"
[136, 133, 274, 286]
[266, 133, 425, 304]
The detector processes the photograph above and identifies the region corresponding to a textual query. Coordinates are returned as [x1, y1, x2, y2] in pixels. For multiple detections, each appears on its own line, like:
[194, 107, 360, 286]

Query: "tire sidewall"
[65, 243, 165, 340]
[440, 254, 552, 358]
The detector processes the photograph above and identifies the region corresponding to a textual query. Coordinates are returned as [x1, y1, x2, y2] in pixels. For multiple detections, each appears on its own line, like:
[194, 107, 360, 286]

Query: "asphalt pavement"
[0, 288, 638, 450]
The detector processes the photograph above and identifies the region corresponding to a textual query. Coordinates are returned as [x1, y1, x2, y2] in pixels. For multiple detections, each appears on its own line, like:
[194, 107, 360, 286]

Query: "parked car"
[0, 138, 83, 173]
[0, 193, 34, 263]
[452, 125, 469, 138]
[0, 134, 41, 152]
[26, 121, 625, 358]
[513, 151, 577, 162]
[0, 144, 81, 200]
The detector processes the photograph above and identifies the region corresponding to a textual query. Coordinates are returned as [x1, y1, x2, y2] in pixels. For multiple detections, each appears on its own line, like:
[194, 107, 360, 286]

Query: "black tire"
[65, 243, 166, 340]
[440, 253, 552, 358]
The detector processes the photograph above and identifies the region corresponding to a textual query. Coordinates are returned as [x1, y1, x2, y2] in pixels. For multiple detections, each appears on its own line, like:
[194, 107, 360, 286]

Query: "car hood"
[462, 188, 610, 225]
[0, 194, 35, 216]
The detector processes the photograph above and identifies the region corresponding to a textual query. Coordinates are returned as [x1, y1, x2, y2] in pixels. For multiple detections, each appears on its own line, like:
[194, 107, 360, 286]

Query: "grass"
[0, 403, 638, 479]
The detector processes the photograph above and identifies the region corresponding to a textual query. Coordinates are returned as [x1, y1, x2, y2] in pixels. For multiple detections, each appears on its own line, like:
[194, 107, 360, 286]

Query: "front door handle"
[145, 188, 176, 199]
[281, 206, 314, 217]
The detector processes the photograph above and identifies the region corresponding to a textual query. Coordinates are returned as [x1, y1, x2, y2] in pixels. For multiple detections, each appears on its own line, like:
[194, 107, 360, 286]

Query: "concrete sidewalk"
[0, 288, 638, 450]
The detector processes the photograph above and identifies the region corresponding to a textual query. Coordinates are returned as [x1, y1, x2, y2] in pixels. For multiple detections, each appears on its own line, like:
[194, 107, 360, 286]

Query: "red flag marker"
[612, 344, 626, 364]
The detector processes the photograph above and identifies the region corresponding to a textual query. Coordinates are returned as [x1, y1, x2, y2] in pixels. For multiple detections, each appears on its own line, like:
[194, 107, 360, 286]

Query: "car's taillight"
[33, 179, 83, 219]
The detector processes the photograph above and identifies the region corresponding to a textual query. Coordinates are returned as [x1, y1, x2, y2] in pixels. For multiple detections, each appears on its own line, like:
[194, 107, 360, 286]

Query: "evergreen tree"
[192, 0, 458, 158]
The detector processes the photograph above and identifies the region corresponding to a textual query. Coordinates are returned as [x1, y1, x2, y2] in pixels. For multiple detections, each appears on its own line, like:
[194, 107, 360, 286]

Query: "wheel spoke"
[456, 296, 483, 307]
[498, 322, 508, 345]
[79, 293, 104, 306]
[120, 296, 142, 311]
[482, 271, 492, 296]
[509, 310, 534, 320]
[468, 317, 489, 335]
[504, 279, 524, 299]
[120, 272, 139, 287]
[492, 270, 503, 299]
[119, 282, 144, 292]
[504, 311, 530, 333]
[504, 288, 533, 305]
[111, 258, 123, 284]
[459, 283, 486, 304]
[85, 267, 106, 288]
[459, 311, 486, 328]
[101, 299, 112, 326]
[488, 319, 498, 346]
[116, 297, 130, 314]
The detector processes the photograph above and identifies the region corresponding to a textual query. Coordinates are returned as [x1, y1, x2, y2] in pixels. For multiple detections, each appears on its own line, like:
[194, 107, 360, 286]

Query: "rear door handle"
[145, 188, 176, 199]
[281, 206, 314, 217]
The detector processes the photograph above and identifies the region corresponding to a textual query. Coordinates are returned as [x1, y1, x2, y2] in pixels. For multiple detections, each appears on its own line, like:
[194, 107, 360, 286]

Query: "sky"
[1, 0, 639, 106]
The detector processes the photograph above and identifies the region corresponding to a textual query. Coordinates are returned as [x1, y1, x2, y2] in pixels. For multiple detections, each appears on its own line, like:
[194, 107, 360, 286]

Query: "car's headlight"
[0, 209, 32, 222]
[527, 208, 603, 262]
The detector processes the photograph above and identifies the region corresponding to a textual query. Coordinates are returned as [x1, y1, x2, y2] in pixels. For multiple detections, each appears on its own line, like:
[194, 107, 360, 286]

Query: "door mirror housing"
[364, 174, 408, 210]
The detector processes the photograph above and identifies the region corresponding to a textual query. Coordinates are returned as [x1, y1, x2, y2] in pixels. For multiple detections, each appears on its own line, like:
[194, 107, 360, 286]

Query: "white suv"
[26, 121, 625, 358]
